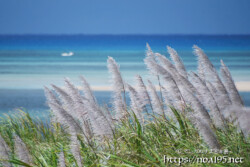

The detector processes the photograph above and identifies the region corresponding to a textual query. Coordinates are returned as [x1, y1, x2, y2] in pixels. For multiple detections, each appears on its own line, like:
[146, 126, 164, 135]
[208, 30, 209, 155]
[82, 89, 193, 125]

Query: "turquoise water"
[0, 89, 249, 120]
[0, 35, 250, 116]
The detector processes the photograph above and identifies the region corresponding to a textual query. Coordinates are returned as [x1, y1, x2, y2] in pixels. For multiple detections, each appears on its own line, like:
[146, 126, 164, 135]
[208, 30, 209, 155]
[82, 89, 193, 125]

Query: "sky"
[0, 0, 250, 35]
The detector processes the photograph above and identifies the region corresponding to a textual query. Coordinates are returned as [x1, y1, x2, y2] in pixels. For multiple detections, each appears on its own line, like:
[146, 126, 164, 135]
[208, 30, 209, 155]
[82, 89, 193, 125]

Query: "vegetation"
[0, 44, 249, 166]
[0, 110, 249, 167]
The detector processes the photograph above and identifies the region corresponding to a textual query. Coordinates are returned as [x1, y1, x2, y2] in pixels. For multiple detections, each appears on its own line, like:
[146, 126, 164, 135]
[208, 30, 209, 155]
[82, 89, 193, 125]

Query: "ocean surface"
[0, 35, 250, 118]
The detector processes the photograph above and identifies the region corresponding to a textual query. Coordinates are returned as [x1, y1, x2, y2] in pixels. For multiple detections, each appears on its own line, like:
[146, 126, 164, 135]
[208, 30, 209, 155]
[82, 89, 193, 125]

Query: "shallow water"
[0, 35, 250, 118]
[0, 89, 249, 120]
[0, 35, 250, 89]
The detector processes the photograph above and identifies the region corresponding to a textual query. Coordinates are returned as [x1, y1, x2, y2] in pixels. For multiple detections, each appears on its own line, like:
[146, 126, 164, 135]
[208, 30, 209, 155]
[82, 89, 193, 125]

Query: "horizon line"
[0, 33, 250, 36]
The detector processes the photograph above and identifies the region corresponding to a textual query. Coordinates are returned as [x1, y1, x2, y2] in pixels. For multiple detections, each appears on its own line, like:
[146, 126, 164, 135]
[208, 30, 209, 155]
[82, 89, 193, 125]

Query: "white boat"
[61, 51, 74, 57]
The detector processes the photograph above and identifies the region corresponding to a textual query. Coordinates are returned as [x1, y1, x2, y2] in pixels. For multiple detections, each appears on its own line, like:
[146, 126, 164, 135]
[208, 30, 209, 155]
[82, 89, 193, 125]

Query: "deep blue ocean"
[0, 35, 250, 119]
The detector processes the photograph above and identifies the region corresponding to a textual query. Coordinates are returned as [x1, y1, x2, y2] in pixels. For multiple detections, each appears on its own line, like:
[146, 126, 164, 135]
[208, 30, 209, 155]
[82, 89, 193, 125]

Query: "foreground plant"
[0, 44, 249, 166]
[0, 110, 249, 166]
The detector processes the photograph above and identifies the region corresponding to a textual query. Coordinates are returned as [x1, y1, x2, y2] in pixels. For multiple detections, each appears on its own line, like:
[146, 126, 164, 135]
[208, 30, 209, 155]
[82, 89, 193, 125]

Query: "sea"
[0, 35, 250, 120]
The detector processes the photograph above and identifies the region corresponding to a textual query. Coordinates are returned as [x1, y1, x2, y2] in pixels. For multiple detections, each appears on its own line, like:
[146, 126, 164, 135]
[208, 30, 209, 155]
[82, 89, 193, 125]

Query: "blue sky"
[0, 0, 250, 35]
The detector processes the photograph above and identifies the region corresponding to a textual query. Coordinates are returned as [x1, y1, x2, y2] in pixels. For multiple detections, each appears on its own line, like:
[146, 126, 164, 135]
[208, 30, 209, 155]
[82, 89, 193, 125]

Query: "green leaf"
[8, 158, 33, 167]
[170, 106, 187, 138]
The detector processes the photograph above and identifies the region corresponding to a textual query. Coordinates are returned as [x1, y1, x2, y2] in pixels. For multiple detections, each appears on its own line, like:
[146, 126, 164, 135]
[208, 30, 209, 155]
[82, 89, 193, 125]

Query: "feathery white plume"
[193, 45, 231, 110]
[51, 84, 90, 138]
[144, 58, 184, 108]
[167, 46, 188, 78]
[14, 135, 32, 164]
[161, 86, 176, 119]
[62, 79, 95, 139]
[144, 43, 158, 75]
[222, 105, 250, 137]
[135, 75, 152, 109]
[193, 45, 221, 80]
[192, 117, 220, 149]
[191, 72, 224, 128]
[58, 151, 66, 167]
[213, 75, 232, 111]
[206, 81, 217, 99]
[237, 111, 250, 137]
[155, 52, 196, 93]
[127, 83, 144, 123]
[107, 56, 126, 120]
[154, 52, 178, 76]
[51, 84, 74, 114]
[44, 86, 60, 105]
[235, 109, 250, 137]
[193, 45, 217, 80]
[70, 134, 82, 167]
[147, 80, 164, 116]
[0, 134, 11, 167]
[80, 76, 97, 104]
[220, 60, 243, 106]
[193, 45, 216, 80]
[80, 76, 113, 135]
[107, 57, 125, 93]
[44, 86, 66, 124]
[146, 43, 155, 61]
[85, 100, 113, 137]
[44, 87, 83, 134]
[103, 105, 114, 125]
[161, 86, 173, 107]
[64, 78, 88, 119]
[112, 92, 126, 120]
[50, 103, 83, 134]
[144, 55, 173, 80]
[178, 84, 212, 126]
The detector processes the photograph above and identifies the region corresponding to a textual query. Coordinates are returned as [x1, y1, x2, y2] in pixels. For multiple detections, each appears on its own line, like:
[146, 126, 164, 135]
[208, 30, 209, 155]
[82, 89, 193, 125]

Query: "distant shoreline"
[1, 34, 250, 37]
[87, 82, 250, 92]
[0, 81, 249, 92]
[235, 82, 250, 92]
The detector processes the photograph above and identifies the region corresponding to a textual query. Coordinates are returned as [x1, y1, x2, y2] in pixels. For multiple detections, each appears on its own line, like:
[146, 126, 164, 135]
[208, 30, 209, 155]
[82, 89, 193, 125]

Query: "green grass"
[0, 110, 249, 167]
